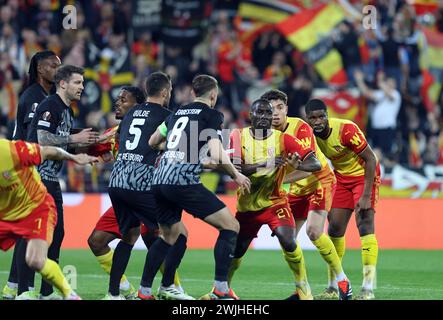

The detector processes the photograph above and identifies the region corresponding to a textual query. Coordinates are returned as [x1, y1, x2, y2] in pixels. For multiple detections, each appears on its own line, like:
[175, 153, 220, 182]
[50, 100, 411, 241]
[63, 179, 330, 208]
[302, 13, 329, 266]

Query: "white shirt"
[370, 89, 401, 129]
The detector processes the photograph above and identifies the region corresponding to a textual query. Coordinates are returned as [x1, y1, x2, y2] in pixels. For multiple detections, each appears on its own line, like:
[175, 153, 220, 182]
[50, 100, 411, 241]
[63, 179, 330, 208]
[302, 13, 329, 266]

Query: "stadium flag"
[276, 3, 348, 85]
[84, 47, 133, 113]
[419, 28, 443, 112]
[420, 69, 441, 113]
[409, 132, 423, 168]
[410, 0, 439, 15]
[312, 87, 366, 130]
[238, 0, 300, 24]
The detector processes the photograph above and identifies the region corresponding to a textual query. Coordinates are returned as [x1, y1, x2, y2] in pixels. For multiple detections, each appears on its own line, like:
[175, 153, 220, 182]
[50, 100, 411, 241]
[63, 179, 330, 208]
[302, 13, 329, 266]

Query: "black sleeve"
[205, 109, 224, 141]
[13, 98, 27, 140]
[35, 103, 61, 134]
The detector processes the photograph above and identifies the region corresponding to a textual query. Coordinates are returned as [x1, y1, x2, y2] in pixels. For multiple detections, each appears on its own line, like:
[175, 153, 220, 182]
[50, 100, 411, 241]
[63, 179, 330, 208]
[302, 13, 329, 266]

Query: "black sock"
[109, 241, 133, 296]
[17, 240, 33, 295]
[141, 238, 171, 288]
[8, 240, 20, 283]
[161, 234, 187, 287]
[214, 230, 238, 282]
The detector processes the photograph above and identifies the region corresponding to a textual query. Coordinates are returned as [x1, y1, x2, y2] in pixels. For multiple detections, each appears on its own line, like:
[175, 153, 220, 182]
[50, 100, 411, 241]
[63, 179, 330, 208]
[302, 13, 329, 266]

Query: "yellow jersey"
[0, 139, 47, 221]
[230, 127, 314, 212]
[315, 118, 369, 177]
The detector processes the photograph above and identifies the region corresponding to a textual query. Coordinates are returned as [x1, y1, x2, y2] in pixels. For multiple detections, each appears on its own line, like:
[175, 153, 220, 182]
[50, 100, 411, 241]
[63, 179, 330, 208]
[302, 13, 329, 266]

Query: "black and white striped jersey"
[27, 94, 73, 182]
[109, 102, 171, 192]
[152, 102, 224, 186]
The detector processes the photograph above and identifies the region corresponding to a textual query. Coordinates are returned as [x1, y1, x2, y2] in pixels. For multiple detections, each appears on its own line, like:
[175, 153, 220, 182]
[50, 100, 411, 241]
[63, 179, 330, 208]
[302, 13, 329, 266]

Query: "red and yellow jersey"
[230, 127, 314, 212]
[281, 117, 335, 196]
[0, 139, 47, 221]
[88, 126, 119, 160]
[315, 118, 369, 177]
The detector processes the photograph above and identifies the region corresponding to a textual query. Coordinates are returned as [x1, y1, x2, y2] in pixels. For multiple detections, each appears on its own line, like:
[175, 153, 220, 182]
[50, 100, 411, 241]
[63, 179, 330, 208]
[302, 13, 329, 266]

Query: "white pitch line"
[1, 270, 442, 293]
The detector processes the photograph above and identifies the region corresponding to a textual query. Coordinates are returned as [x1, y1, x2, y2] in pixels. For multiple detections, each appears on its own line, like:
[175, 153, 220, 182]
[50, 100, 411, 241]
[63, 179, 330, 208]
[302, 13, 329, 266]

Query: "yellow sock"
[361, 234, 378, 290]
[282, 242, 308, 286]
[40, 259, 72, 297]
[96, 250, 128, 284]
[327, 236, 346, 287]
[312, 233, 343, 276]
[227, 258, 242, 286]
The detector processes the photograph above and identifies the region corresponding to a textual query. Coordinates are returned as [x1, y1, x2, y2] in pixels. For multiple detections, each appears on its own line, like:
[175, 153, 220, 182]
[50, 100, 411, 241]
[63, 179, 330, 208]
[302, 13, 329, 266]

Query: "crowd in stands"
[1, 0, 443, 195]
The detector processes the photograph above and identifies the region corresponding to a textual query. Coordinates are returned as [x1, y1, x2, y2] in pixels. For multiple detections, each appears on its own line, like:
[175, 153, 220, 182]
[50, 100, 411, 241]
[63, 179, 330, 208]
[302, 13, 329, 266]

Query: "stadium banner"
[62, 194, 443, 250]
[160, 0, 209, 48]
[131, 0, 162, 36]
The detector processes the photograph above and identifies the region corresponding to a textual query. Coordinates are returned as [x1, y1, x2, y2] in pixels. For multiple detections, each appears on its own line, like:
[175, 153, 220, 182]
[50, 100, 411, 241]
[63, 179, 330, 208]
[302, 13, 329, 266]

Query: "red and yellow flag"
[276, 3, 347, 85]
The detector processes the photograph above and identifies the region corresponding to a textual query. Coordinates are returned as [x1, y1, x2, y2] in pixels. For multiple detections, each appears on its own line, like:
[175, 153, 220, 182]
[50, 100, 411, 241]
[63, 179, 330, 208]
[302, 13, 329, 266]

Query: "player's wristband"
[159, 122, 167, 137]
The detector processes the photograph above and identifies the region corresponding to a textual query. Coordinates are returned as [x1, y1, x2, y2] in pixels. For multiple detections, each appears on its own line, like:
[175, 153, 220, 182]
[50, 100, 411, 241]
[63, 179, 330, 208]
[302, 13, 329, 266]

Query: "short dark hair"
[192, 74, 218, 97]
[145, 72, 171, 97]
[260, 89, 288, 104]
[251, 98, 272, 111]
[28, 50, 57, 86]
[305, 99, 327, 114]
[121, 86, 145, 104]
[54, 65, 84, 87]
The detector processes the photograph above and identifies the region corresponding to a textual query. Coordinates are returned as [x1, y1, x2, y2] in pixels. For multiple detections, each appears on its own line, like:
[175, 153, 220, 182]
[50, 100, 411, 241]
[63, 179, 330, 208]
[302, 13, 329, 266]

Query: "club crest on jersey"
[333, 145, 343, 152]
[42, 111, 51, 121]
[2, 170, 11, 180]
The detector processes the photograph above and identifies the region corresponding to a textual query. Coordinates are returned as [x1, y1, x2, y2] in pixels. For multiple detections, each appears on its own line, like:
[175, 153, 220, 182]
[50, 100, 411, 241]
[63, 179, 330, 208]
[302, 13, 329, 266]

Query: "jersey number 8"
[167, 116, 189, 149]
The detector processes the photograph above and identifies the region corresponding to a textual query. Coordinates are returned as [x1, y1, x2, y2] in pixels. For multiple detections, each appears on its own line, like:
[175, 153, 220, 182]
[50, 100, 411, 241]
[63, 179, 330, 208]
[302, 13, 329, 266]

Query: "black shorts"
[42, 180, 63, 228]
[152, 184, 226, 226]
[108, 188, 158, 235]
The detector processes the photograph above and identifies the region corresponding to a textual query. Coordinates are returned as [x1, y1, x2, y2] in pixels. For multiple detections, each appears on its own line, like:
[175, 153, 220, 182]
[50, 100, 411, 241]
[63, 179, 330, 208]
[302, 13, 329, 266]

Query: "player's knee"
[229, 218, 240, 233]
[280, 237, 297, 252]
[88, 232, 106, 254]
[328, 221, 345, 237]
[306, 224, 322, 241]
[26, 255, 45, 272]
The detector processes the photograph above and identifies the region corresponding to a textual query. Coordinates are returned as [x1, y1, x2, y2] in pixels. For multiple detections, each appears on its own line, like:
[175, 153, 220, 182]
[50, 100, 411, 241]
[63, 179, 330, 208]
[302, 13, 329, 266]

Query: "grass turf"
[1, 249, 442, 300]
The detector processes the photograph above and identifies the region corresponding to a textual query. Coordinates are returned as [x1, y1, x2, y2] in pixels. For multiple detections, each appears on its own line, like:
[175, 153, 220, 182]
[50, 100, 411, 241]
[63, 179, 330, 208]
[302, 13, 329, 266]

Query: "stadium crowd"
[0, 0, 442, 193]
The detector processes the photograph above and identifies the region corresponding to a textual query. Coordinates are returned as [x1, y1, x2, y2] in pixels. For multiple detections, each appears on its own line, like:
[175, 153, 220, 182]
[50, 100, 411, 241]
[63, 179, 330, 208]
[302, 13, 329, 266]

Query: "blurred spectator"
[332, 21, 362, 85]
[355, 69, 401, 158]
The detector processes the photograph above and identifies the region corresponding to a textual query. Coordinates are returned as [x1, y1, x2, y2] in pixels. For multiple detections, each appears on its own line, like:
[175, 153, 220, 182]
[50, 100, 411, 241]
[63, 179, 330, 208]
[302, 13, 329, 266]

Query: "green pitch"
[1, 249, 442, 300]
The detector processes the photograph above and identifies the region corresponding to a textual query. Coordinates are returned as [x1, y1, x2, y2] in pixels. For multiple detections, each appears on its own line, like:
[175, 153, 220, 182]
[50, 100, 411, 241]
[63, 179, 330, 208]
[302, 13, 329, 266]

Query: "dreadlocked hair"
[27, 50, 57, 87]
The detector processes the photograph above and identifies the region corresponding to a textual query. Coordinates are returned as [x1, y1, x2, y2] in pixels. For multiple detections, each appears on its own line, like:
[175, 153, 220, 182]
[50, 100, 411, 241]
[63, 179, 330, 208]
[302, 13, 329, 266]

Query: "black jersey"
[27, 94, 73, 182]
[109, 102, 171, 192]
[13, 83, 48, 140]
[152, 102, 224, 186]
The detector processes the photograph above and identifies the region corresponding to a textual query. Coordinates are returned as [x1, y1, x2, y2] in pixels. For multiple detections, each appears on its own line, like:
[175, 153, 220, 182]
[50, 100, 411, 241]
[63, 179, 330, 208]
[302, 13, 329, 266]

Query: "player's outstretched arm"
[283, 170, 312, 183]
[288, 152, 321, 172]
[208, 138, 251, 194]
[149, 123, 167, 150]
[40, 145, 98, 165]
[38, 128, 99, 148]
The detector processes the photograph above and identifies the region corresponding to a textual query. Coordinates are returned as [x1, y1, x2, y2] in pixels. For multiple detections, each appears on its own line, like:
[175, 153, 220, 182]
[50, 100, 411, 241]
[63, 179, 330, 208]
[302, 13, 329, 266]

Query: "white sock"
[7, 282, 17, 289]
[336, 272, 347, 282]
[139, 286, 152, 296]
[119, 279, 130, 291]
[214, 281, 229, 293]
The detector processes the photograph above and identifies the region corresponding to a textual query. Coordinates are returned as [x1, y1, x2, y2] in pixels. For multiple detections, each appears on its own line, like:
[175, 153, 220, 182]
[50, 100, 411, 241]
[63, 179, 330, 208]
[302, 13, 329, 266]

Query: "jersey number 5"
[167, 116, 189, 149]
[126, 118, 146, 151]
